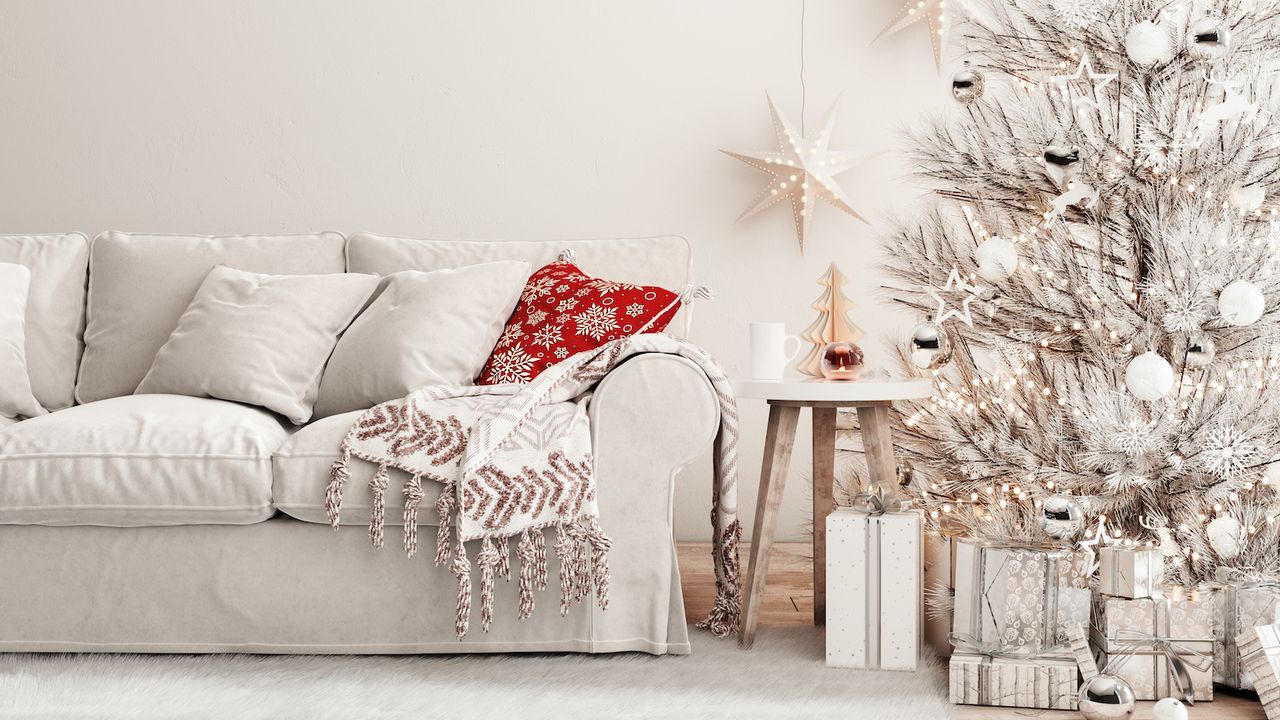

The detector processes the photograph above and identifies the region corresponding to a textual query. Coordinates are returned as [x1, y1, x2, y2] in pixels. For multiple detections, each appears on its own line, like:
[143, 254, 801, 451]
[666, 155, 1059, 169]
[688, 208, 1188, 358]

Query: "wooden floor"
[677, 541, 1266, 720]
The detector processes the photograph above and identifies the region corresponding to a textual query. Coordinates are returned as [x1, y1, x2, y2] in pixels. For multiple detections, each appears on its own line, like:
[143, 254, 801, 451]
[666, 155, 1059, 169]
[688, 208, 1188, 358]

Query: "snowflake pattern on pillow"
[476, 259, 681, 384]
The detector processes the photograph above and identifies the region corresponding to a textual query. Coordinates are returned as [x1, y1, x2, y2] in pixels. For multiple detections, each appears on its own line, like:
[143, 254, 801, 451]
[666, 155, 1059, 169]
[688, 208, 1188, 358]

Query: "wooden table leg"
[857, 404, 898, 493]
[740, 403, 800, 648]
[811, 407, 837, 625]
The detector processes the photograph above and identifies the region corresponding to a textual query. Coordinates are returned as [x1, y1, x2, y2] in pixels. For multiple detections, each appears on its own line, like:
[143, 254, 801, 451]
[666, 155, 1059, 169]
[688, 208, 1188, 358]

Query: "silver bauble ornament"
[1078, 674, 1136, 720]
[1042, 495, 1085, 539]
[1187, 15, 1232, 61]
[1185, 336, 1216, 370]
[1043, 144, 1082, 188]
[910, 321, 952, 370]
[951, 65, 985, 105]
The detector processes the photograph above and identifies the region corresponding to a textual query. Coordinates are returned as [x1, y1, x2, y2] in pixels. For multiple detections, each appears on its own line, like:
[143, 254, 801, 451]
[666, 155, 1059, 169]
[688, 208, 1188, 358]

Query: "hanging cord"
[800, 0, 807, 136]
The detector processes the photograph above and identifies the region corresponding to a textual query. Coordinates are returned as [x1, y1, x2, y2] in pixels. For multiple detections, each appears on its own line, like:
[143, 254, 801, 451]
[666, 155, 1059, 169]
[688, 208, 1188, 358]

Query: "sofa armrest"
[585, 352, 719, 648]
[587, 353, 719, 481]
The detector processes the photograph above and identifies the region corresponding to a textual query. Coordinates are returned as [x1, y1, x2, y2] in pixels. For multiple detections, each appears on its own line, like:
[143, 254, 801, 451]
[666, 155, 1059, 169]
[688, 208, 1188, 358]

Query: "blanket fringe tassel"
[477, 537, 500, 633]
[402, 474, 424, 557]
[695, 518, 743, 638]
[451, 524, 471, 640]
[434, 481, 455, 566]
[367, 464, 389, 548]
[324, 450, 352, 528]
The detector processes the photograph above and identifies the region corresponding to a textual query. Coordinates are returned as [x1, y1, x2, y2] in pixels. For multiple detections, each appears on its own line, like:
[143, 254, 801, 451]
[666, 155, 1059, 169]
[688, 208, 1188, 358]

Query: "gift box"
[951, 538, 1091, 654]
[948, 652, 1078, 709]
[1092, 588, 1215, 702]
[922, 531, 955, 659]
[1239, 624, 1280, 720]
[1098, 545, 1164, 599]
[825, 506, 921, 670]
[1207, 568, 1280, 690]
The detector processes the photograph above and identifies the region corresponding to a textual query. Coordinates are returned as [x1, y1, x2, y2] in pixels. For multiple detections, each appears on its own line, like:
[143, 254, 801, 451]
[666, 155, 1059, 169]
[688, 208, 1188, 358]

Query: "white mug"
[749, 322, 802, 380]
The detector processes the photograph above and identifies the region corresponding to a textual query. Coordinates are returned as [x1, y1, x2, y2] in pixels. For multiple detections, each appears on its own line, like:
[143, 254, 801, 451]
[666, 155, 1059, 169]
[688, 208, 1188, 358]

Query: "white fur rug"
[0, 626, 951, 720]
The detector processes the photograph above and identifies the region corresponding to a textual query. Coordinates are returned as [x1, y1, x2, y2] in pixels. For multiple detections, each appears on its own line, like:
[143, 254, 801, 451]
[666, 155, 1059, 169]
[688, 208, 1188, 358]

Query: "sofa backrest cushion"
[0, 233, 90, 412]
[345, 234, 694, 338]
[76, 232, 348, 404]
[0, 263, 46, 419]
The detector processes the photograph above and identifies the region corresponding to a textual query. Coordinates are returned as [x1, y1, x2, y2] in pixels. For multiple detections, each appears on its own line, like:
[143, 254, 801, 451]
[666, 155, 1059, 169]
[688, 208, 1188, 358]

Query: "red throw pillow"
[475, 258, 681, 384]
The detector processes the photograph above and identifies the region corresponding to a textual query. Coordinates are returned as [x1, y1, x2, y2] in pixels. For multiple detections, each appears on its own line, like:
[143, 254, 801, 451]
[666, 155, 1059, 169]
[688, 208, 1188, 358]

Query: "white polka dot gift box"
[825, 500, 920, 671]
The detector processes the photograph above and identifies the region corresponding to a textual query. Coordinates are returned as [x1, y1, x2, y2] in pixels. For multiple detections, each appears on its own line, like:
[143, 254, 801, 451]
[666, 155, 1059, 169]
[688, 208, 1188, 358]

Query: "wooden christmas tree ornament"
[798, 262, 864, 377]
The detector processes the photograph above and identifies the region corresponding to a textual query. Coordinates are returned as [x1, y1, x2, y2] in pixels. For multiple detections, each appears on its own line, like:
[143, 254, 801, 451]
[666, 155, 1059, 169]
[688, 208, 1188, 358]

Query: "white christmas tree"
[798, 262, 864, 377]
[882, 0, 1280, 584]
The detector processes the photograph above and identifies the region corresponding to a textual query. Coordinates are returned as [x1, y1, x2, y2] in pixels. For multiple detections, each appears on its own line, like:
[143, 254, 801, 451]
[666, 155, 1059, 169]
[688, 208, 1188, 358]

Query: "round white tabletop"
[731, 376, 933, 403]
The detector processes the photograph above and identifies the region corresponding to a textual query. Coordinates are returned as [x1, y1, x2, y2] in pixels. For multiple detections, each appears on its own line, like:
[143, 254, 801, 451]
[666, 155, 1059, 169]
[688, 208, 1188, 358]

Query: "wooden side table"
[731, 377, 932, 648]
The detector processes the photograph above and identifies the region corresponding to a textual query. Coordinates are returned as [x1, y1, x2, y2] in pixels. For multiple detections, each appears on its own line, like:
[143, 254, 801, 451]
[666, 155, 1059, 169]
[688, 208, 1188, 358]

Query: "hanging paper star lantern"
[875, 0, 970, 71]
[722, 97, 866, 253]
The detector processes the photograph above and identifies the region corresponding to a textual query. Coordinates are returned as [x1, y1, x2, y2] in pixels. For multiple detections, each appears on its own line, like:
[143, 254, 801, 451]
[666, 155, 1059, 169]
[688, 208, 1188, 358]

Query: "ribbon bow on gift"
[948, 632, 1039, 660]
[1108, 629, 1214, 705]
[850, 484, 910, 515]
[1215, 566, 1280, 588]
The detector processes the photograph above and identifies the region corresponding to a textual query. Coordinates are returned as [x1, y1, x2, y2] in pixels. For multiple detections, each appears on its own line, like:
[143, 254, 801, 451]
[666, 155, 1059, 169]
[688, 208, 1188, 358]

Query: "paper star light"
[875, 0, 970, 71]
[723, 97, 866, 253]
[1078, 514, 1122, 574]
[927, 267, 980, 327]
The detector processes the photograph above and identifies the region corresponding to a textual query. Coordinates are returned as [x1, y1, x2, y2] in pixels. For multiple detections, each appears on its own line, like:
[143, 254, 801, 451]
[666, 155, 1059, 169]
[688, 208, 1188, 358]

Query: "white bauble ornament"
[1229, 183, 1266, 212]
[1207, 516, 1245, 561]
[1125, 21, 1174, 66]
[1152, 698, 1188, 720]
[1218, 280, 1265, 326]
[975, 237, 1018, 283]
[1125, 352, 1175, 401]
[1265, 461, 1280, 486]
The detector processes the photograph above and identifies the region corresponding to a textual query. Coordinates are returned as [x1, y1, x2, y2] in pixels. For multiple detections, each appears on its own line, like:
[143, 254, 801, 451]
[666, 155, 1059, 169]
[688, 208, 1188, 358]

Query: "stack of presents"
[825, 503, 1280, 715]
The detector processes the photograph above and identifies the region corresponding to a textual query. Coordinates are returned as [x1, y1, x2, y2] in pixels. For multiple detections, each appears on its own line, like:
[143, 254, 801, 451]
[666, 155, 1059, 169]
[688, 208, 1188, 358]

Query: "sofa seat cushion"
[273, 410, 443, 526]
[0, 394, 288, 526]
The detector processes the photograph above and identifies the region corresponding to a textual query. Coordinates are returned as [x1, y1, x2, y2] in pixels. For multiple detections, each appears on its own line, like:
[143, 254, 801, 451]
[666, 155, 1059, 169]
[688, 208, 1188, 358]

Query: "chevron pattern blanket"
[324, 334, 742, 640]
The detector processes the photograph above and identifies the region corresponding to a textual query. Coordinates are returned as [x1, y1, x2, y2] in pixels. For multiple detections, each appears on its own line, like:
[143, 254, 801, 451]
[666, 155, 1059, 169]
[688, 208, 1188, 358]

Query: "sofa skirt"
[0, 516, 691, 655]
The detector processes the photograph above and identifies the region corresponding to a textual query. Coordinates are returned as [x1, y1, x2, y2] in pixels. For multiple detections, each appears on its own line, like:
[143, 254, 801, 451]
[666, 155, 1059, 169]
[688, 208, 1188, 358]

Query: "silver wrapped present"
[1092, 588, 1215, 702]
[951, 538, 1091, 654]
[1098, 545, 1163, 599]
[948, 650, 1078, 709]
[1239, 624, 1280, 720]
[1208, 567, 1280, 690]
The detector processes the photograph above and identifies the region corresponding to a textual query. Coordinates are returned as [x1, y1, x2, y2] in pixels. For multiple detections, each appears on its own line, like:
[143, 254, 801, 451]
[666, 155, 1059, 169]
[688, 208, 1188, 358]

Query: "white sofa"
[0, 232, 718, 654]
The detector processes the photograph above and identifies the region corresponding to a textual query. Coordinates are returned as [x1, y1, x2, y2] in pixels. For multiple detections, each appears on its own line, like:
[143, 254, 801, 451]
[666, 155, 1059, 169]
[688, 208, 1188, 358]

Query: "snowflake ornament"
[1200, 424, 1260, 480]
[1051, 0, 1106, 31]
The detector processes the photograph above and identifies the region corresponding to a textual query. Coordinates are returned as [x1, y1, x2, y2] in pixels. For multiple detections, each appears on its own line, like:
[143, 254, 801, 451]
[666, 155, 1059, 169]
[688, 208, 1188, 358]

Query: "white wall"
[0, 0, 945, 541]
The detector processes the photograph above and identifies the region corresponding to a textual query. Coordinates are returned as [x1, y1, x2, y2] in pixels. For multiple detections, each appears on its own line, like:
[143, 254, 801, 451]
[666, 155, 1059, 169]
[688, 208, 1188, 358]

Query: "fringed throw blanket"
[325, 333, 742, 640]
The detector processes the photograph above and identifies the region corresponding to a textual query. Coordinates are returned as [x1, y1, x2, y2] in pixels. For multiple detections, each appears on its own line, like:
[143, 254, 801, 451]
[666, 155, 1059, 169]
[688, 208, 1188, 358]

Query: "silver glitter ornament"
[1078, 674, 1136, 720]
[1187, 15, 1231, 61]
[1042, 494, 1085, 539]
[951, 65, 985, 105]
[910, 320, 952, 370]
[1185, 336, 1216, 370]
[1043, 144, 1082, 188]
